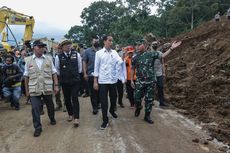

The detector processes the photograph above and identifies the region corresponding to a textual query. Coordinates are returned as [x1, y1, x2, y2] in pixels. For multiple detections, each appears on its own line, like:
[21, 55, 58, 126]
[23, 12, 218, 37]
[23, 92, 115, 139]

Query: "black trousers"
[88, 77, 100, 110]
[116, 80, 124, 105]
[126, 80, 135, 106]
[99, 84, 117, 123]
[62, 83, 80, 119]
[79, 73, 89, 95]
[30, 94, 55, 130]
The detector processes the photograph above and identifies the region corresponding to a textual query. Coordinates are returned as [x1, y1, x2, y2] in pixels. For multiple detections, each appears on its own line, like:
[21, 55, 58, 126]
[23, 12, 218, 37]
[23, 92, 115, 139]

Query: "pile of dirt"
[165, 17, 230, 144]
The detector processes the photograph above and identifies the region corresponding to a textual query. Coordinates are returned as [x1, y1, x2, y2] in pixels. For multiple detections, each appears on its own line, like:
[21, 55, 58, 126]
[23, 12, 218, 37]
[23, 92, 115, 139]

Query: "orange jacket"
[125, 56, 136, 81]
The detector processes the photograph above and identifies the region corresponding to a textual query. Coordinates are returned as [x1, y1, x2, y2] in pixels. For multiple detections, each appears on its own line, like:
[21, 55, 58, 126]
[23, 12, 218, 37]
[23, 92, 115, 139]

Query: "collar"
[32, 54, 46, 59]
[103, 47, 112, 52]
[64, 50, 71, 55]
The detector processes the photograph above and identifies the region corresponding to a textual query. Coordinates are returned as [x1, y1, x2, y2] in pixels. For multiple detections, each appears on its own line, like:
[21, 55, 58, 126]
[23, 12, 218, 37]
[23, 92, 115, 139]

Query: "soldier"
[24, 40, 59, 137]
[131, 36, 182, 124]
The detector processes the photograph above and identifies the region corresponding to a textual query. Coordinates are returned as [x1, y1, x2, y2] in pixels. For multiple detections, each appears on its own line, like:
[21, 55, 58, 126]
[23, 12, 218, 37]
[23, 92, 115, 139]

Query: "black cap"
[33, 40, 47, 48]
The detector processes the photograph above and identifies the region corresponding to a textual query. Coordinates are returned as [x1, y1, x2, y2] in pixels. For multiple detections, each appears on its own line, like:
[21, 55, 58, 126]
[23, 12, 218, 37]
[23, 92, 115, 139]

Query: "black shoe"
[119, 103, 125, 108]
[100, 122, 109, 130]
[34, 129, 42, 137]
[50, 119, 56, 125]
[144, 113, 154, 124]
[110, 111, 118, 119]
[92, 109, 98, 115]
[135, 105, 143, 117]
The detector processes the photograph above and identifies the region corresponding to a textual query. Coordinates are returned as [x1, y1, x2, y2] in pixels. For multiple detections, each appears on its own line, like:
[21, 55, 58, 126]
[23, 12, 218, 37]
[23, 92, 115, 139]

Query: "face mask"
[93, 42, 99, 48]
[5, 63, 13, 67]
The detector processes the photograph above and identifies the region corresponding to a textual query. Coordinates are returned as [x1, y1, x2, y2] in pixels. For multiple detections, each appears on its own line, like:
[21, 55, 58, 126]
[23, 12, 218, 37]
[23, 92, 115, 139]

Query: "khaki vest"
[25, 56, 53, 96]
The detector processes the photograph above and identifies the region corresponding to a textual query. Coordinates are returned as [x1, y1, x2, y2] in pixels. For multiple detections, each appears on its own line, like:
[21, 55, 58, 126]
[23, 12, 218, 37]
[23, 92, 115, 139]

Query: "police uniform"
[132, 50, 161, 123]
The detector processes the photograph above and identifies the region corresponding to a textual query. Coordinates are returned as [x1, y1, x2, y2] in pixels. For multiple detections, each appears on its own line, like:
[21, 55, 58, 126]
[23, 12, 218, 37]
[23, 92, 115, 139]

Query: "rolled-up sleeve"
[78, 53, 82, 73]
[51, 62, 57, 74]
[55, 55, 60, 75]
[93, 52, 99, 77]
[23, 62, 29, 76]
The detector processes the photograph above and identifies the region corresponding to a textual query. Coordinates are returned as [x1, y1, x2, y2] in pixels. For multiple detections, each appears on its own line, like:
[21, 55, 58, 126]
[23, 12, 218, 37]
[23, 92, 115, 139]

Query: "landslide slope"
[165, 17, 230, 144]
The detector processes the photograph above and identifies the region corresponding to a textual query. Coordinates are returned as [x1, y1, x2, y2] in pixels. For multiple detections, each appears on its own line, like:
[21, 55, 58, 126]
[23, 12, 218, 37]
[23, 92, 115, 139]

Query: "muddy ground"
[0, 96, 227, 153]
[164, 17, 230, 145]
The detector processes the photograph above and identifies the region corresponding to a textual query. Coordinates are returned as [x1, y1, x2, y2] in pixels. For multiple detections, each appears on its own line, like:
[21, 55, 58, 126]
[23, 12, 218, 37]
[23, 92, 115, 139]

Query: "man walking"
[24, 40, 58, 137]
[83, 36, 100, 115]
[55, 40, 82, 127]
[131, 35, 182, 124]
[94, 35, 123, 130]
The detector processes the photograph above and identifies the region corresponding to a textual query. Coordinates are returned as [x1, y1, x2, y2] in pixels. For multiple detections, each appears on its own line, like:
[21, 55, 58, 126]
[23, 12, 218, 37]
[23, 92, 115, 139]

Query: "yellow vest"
[25, 56, 53, 96]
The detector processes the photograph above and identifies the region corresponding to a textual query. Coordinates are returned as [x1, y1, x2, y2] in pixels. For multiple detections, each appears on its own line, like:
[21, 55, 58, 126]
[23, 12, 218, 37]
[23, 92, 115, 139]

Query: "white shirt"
[94, 47, 123, 84]
[55, 51, 82, 75]
[24, 54, 57, 76]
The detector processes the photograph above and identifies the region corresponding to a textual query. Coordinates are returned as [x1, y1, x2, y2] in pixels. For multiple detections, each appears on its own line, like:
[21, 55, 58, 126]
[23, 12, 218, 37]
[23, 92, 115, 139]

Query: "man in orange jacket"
[124, 46, 136, 108]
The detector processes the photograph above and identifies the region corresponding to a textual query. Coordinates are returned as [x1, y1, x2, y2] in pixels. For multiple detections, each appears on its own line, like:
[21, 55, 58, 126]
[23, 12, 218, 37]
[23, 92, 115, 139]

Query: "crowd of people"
[0, 33, 182, 137]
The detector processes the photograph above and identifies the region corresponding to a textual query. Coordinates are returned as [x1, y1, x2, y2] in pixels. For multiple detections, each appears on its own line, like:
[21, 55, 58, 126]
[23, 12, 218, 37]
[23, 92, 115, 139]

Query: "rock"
[192, 138, 200, 143]
[200, 139, 209, 145]
[219, 146, 229, 152]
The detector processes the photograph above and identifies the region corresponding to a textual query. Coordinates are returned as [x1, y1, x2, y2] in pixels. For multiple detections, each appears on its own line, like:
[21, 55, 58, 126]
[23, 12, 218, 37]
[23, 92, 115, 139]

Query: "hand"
[171, 41, 182, 50]
[94, 82, 99, 91]
[54, 86, 59, 95]
[84, 74, 88, 81]
[131, 80, 135, 89]
[25, 90, 30, 97]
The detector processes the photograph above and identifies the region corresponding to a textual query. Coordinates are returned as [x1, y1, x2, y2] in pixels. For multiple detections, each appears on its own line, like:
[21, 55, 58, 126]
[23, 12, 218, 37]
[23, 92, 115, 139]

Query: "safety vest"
[125, 56, 136, 81]
[25, 56, 53, 96]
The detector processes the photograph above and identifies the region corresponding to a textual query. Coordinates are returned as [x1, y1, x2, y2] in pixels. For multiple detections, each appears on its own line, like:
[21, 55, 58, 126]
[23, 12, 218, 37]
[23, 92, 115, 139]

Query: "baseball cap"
[33, 40, 47, 48]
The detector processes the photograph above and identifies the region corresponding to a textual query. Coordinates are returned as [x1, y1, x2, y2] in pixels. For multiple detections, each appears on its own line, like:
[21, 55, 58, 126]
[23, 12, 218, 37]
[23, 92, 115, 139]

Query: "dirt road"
[0, 97, 225, 153]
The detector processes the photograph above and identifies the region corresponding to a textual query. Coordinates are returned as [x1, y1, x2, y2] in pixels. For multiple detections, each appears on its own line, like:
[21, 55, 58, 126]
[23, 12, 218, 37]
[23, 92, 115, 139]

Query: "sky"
[1, 0, 113, 41]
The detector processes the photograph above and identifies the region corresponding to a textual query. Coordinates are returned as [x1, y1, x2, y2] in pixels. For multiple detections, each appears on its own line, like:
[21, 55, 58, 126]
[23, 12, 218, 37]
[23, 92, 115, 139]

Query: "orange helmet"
[125, 46, 135, 53]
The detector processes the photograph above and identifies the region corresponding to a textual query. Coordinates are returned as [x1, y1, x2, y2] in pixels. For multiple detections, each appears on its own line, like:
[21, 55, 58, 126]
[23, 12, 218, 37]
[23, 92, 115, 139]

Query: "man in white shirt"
[24, 40, 59, 137]
[94, 35, 123, 130]
[55, 40, 82, 127]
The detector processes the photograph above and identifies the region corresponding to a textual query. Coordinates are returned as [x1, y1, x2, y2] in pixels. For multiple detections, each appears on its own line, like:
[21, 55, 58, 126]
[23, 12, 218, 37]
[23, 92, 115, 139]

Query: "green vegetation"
[65, 0, 230, 46]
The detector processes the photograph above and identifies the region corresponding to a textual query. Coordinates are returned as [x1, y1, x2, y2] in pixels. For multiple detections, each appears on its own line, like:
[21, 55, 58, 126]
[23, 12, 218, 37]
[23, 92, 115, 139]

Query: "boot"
[144, 112, 154, 124]
[135, 105, 143, 117]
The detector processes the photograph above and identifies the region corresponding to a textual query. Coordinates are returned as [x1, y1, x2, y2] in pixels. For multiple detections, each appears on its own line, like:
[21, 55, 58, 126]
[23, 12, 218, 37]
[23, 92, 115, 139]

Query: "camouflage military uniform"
[132, 51, 162, 113]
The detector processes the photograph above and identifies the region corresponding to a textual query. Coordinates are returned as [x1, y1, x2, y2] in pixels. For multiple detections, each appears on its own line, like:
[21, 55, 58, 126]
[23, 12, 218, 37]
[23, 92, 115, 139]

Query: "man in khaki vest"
[24, 40, 59, 137]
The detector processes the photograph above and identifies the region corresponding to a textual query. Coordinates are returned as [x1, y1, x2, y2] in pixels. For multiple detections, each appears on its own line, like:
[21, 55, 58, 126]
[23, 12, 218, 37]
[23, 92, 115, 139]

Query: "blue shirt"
[82, 47, 99, 76]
